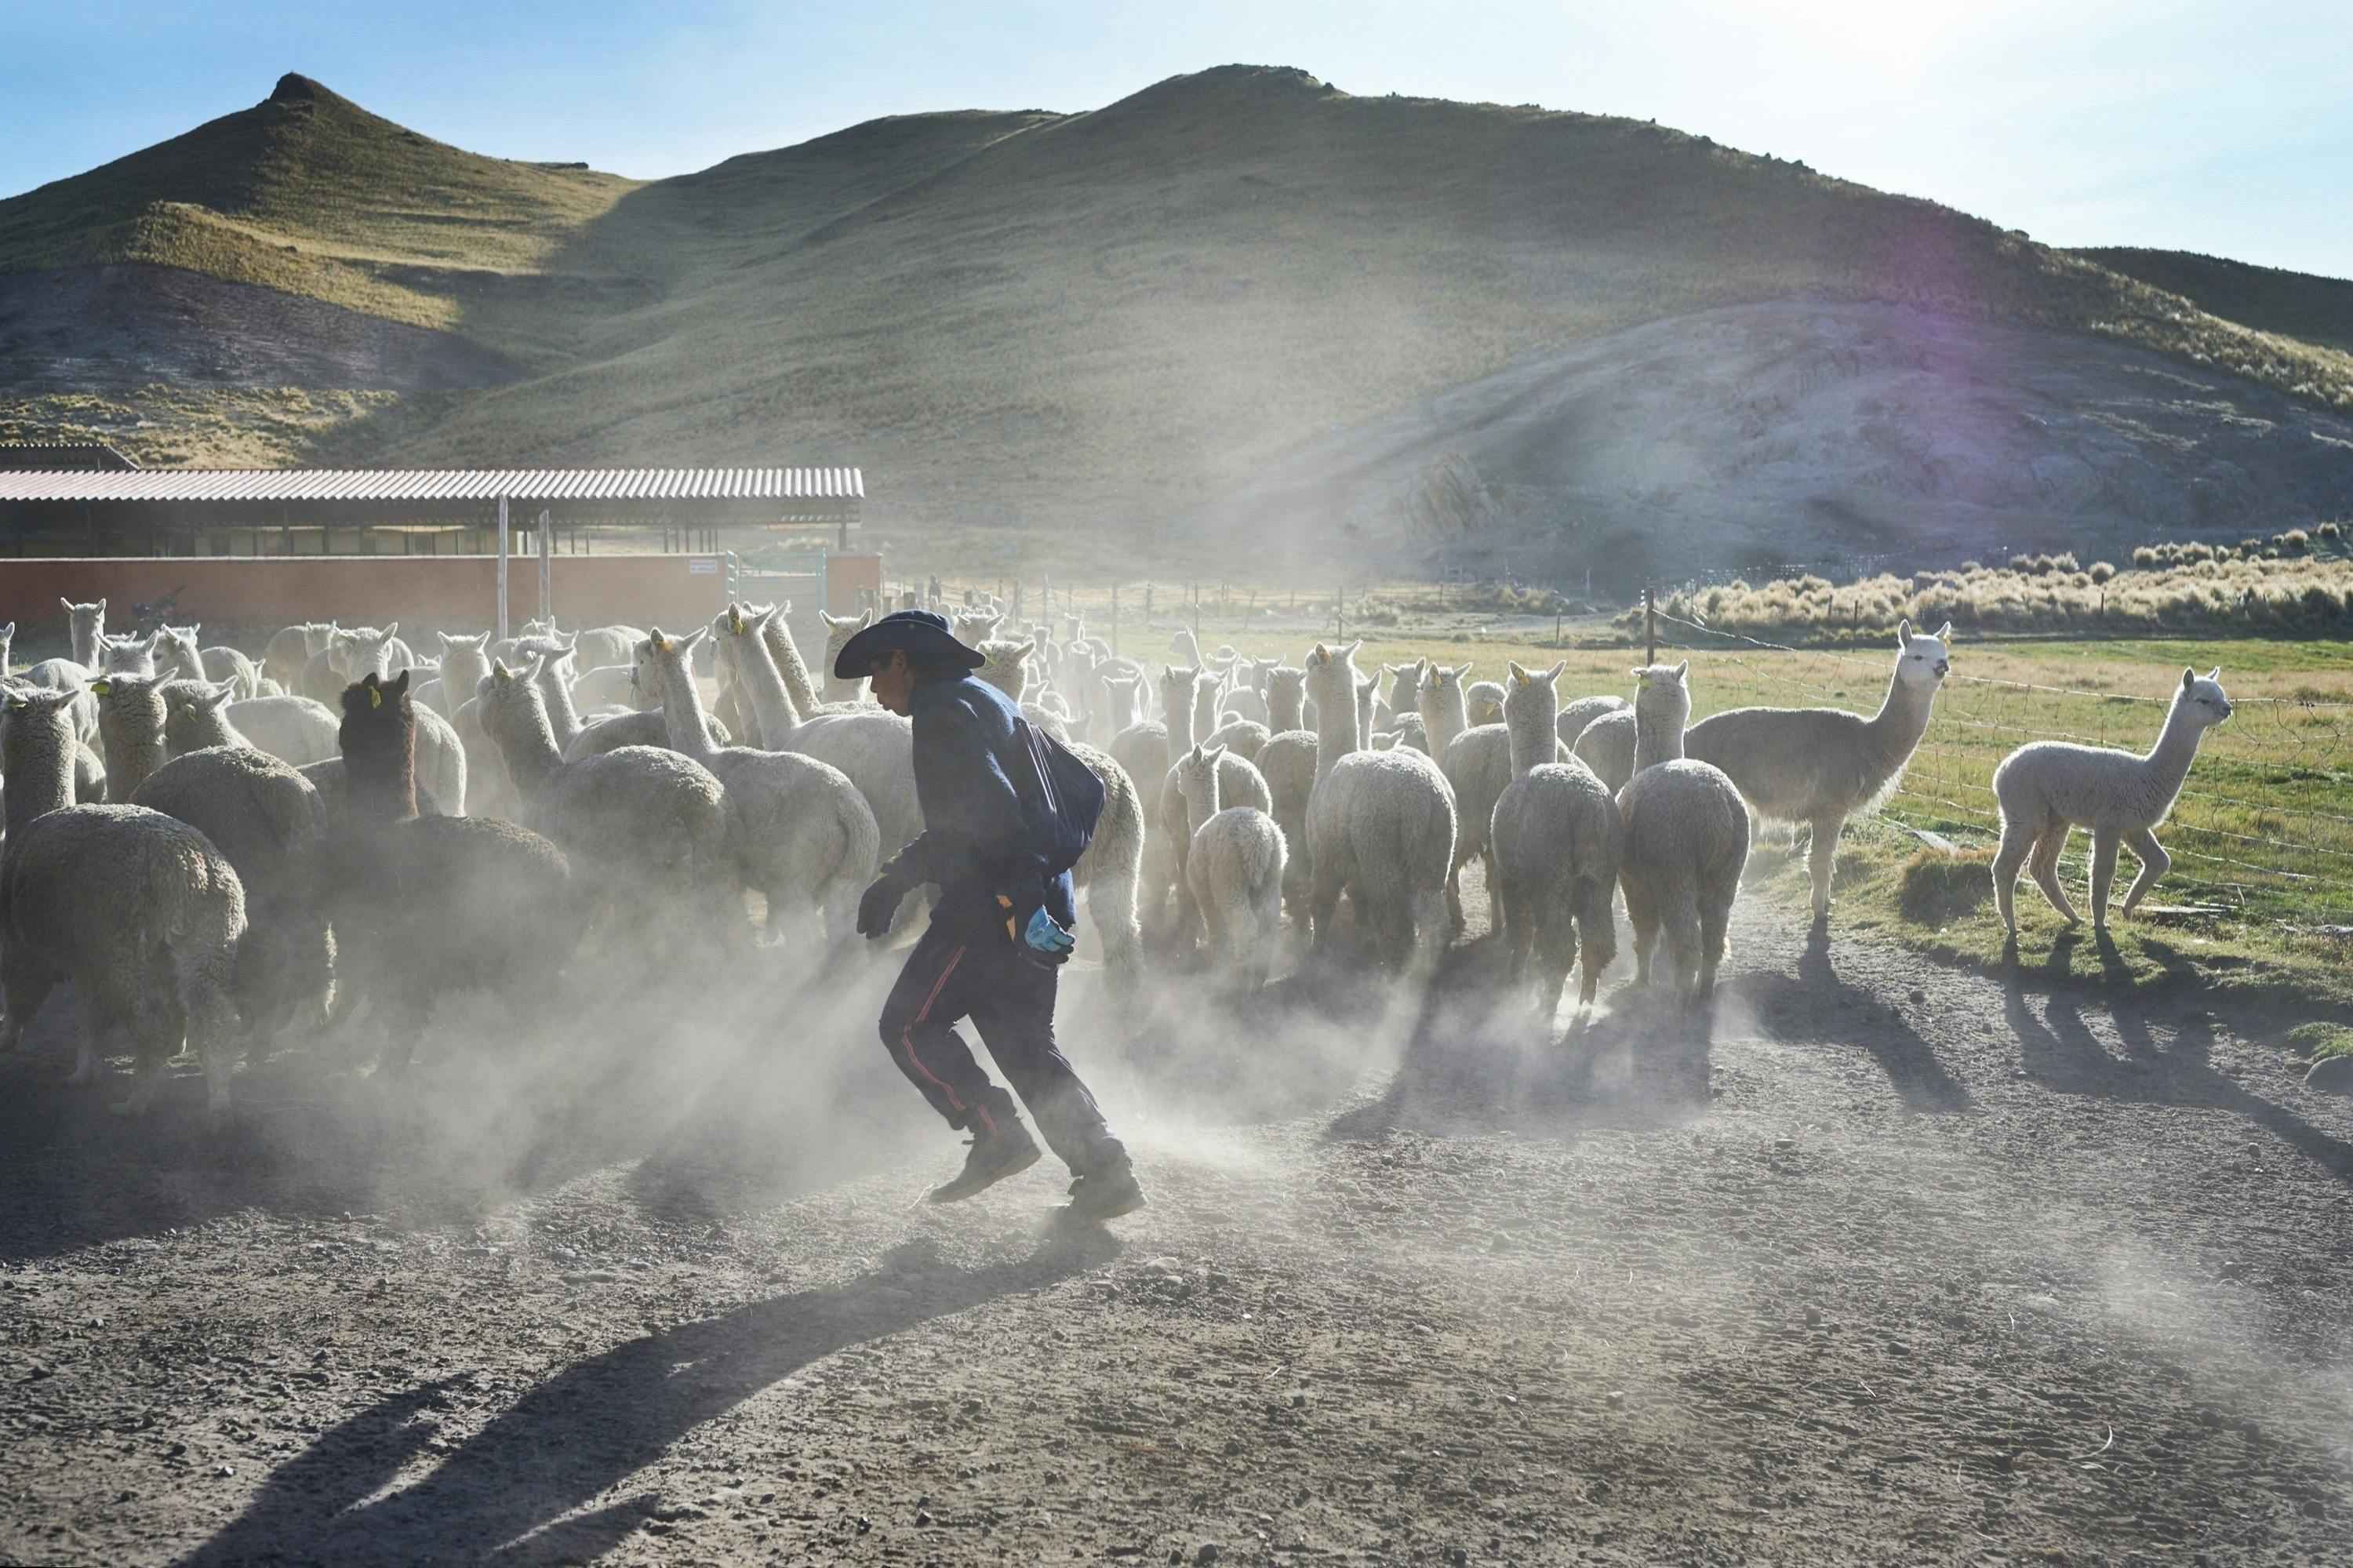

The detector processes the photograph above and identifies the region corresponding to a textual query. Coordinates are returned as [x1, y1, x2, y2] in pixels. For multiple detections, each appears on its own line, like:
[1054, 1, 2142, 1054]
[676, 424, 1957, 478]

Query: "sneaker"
[1056, 1166, 1147, 1224]
[924, 1126, 1042, 1205]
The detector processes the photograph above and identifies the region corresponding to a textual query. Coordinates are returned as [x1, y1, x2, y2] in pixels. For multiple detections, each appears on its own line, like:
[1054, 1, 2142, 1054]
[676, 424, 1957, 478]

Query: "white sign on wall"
[687, 558, 718, 575]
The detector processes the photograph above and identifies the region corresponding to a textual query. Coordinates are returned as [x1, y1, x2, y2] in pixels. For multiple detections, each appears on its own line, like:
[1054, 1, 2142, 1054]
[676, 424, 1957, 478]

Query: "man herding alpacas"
[842, 609, 1147, 1223]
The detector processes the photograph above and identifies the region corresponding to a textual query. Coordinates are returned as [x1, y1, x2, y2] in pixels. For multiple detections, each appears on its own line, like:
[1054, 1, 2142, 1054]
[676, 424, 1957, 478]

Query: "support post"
[1110, 583, 1120, 659]
[536, 509, 553, 624]
[496, 497, 511, 644]
[1644, 585, 1656, 668]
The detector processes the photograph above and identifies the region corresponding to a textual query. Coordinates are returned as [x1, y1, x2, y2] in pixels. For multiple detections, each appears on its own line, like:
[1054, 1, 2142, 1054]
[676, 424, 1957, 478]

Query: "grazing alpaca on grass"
[1991, 667, 2231, 934]
[1684, 620, 1951, 919]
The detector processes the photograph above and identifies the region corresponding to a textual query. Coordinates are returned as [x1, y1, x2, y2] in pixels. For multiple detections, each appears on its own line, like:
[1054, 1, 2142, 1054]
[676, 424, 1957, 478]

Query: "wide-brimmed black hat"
[831, 609, 984, 678]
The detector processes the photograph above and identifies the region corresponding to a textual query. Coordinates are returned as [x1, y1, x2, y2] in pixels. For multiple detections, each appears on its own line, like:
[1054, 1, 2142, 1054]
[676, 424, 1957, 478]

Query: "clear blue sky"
[5, 0, 2347, 278]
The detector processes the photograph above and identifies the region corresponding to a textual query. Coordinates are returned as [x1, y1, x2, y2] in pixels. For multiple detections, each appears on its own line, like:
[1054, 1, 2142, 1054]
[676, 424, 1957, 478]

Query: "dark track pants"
[878, 919, 1126, 1177]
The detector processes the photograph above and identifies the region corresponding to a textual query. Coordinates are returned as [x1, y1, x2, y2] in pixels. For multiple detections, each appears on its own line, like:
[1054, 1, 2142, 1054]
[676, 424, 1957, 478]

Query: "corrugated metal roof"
[0, 467, 864, 504]
[0, 442, 138, 473]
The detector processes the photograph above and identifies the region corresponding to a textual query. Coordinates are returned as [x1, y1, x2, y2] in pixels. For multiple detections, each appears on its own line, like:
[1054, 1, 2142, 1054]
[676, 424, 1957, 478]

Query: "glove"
[999, 895, 1075, 965]
[1025, 906, 1076, 957]
[858, 865, 919, 940]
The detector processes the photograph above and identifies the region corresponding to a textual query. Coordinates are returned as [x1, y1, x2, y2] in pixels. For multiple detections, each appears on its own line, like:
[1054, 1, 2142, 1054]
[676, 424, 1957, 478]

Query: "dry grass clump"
[1641, 539, 2353, 643]
[1896, 848, 1996, 926]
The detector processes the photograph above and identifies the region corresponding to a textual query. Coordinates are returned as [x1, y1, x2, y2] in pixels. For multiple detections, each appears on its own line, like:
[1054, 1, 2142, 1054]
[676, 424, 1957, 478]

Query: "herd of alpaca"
[0, 591, 2241, 1122]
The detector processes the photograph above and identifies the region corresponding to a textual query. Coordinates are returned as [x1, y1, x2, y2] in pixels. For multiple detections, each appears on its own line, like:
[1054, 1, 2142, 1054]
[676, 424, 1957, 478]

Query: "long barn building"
[0, 448, 877, 638]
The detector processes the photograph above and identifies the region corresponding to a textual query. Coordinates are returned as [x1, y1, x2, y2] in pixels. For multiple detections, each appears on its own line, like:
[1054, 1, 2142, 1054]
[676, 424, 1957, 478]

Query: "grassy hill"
[5, 67, 2351, 573]
[0, 73, 636, 330]
[2075, 246, 2353, 355]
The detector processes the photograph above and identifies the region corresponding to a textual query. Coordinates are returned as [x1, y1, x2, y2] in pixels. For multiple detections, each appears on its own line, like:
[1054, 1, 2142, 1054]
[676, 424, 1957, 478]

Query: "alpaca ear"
[204, 683, 234, 709]
[2206, 666, 2220, 682]
[1934, 620, 1953, 641]
[1311, 644, 1328, 664]
[1206, 743, 1227, 763]
[1339, 639, 1362, 659]
[1545, 659, 1568, 682]
[682, 627, 710, 657]
[1675, 660, 1689, 679]
[2181, 668, 2196, 692]
[389, 669, 410, 697]
[1897, 619, 1912, 646]
[95, 598, 107, 614]
[60, 598, 74, 614]
[1189, 742, 1205, 761]
[1456, 662, 1475, 680]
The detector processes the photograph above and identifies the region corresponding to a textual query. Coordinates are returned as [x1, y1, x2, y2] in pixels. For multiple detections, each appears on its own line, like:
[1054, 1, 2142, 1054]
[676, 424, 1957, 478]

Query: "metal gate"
[722, 546, 828, 614]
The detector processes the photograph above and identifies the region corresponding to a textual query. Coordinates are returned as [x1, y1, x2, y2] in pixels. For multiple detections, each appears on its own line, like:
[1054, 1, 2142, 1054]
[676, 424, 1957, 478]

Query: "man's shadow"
[175, 1231, 1117, 1568]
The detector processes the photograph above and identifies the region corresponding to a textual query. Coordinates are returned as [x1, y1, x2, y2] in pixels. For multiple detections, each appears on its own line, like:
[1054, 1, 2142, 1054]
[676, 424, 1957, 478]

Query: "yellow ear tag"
[92, 678, 111, 696]
[1513, 669, 1528, 686]
[1637, 672, 1652, 687]
[369, 688, 381, 708]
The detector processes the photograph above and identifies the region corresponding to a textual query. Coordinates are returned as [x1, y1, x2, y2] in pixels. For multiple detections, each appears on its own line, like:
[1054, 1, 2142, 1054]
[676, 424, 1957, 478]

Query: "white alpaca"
[1686, 620, 1951, 919]
[1489, 660, 1620, 1013]
[1991, 667, 2231, 933]
[1616, 662, 1747, 997]
[1175, 744, 1287, 990]
[1301, 642, 1455, 968]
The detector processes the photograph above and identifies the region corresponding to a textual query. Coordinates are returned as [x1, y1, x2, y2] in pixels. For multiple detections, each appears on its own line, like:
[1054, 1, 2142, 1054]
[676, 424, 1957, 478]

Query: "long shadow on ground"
[2004, 929, 2353, 1188]
[173, 1232, 1117, 1568]
[1326, 937, 1719, 1139]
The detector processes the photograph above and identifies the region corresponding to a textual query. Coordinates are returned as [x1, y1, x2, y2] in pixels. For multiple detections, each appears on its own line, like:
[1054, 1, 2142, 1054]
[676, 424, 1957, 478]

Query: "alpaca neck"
[1184, 769, 1221, 836]
[534, 668, 584, 749]
[162, 641, 204, 682]
[489, 692, 565, 796]
[2140, 699, 2209, 800]
[71, 621, 101, 668]
[1632, 697, 1686, 773]
[1505, 696, 1555, 778]
[1421, 686, 1468, 759]
[97, 702, 167, 799]
[169, 708, 241, 759]
[1194, 681, 1219, 737]
[345, 722, 419, 824]
[763, 619, 823, 719]
[1107, 683, 1137, 732]
[732, 630, 802, 748]
[650, 655, 721, 760]
[1267, 683, 1303, 733]
[1311, 669, 1362, 783]
[2, 711, 74, 837]
[1165, 688, 1198, 770]
[1864, 668, 1940, 769]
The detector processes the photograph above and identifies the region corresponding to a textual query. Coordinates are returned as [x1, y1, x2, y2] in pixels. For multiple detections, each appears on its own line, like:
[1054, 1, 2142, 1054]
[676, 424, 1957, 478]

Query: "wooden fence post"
[1644, 586, 1656, 668]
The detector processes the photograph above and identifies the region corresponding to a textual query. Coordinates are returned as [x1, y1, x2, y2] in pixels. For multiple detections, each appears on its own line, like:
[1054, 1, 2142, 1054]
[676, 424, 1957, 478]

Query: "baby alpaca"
[1991, 667, 2231, 933]
[1175, 744, 1287, 990]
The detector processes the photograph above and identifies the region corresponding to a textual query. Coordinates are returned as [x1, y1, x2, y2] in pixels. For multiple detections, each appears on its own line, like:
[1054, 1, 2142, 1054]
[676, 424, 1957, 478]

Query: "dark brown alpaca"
[329, 672, 577, 1069]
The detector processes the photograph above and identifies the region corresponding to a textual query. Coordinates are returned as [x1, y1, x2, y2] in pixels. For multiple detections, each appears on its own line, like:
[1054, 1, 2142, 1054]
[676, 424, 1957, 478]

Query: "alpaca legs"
[68, 985, 113, 1086]
[1573, 876, 1617, 1010]
[1623, 878, 1660, 987]
[1663, 904, 1703, 998]
[1807, 813, 1844, 919]
[0, 959, 56, 1054]
[1308, 860, 1344, 951]
[2089, 828, 2121, 929]
[2028, 827, 2080, 926]
[2121, 828, 2171, 915]
[1991, 814, 2035, 935]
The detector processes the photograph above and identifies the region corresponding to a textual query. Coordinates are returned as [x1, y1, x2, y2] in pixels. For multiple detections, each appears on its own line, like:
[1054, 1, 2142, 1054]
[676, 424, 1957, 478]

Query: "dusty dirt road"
[2, 892, 2349, 1566]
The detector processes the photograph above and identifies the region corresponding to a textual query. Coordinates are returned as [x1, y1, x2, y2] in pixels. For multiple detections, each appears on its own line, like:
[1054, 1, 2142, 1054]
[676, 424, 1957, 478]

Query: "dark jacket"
[883, 672, 1076, 933]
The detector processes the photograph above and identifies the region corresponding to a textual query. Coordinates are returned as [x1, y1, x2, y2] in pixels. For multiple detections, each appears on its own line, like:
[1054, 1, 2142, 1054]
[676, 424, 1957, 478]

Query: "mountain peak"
[268, 72, 337, 107]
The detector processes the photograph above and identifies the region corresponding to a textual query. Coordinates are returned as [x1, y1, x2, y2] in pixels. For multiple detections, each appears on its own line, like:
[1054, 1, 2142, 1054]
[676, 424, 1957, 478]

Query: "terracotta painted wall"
[0, 555, 728, 646]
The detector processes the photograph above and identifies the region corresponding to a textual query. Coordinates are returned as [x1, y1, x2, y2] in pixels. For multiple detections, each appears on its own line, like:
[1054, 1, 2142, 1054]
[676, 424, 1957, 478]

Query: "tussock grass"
[1638, 540, 2353, 644]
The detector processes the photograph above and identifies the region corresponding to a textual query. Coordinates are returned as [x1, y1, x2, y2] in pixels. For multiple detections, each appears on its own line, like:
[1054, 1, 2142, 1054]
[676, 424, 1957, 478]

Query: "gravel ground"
[2, 890, 2349, 1567]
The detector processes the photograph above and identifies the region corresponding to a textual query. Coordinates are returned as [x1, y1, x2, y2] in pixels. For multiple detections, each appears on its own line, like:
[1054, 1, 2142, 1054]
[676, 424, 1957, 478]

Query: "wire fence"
[1646, 608, 2353, 931]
